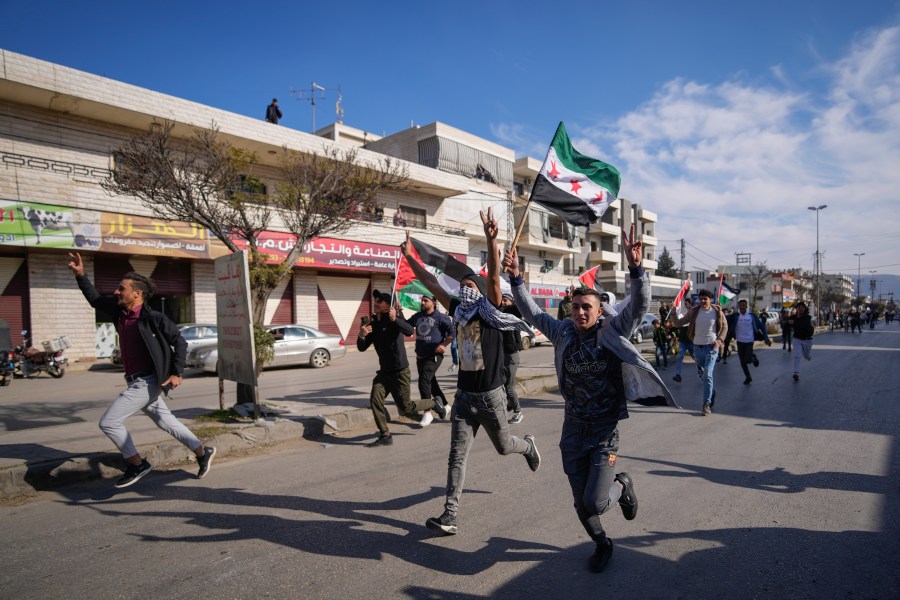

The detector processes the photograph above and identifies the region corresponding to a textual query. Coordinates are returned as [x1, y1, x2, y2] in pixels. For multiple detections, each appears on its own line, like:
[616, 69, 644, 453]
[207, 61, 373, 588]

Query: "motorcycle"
[14, 330, 68, 379]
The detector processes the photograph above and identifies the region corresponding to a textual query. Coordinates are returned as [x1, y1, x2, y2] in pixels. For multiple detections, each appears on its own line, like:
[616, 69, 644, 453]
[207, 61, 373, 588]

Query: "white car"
[519, 324, 548, 350]
[186, 324, 347, 374]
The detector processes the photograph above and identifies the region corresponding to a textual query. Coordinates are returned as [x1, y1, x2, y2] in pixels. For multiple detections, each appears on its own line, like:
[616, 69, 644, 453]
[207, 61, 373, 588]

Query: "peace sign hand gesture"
[621, 224, 643, 268]
[480, 208, 498, 241]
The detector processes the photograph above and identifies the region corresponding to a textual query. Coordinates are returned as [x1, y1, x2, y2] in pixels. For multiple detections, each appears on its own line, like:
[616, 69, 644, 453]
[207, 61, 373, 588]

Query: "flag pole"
[389, 255, 401, 307]
[509, 197, 533, 252]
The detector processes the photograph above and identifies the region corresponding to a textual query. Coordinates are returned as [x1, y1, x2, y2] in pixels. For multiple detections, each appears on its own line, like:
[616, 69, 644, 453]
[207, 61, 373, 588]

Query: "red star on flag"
[548, 161, 560, 180]
[590, 192, 606, 205]
[570, 179, 582, 194]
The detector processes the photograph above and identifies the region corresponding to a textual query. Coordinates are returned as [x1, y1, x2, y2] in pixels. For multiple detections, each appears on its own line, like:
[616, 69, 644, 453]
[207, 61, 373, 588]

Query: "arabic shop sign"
[0, 199, 216, 259]
[232, 231, 403, 273]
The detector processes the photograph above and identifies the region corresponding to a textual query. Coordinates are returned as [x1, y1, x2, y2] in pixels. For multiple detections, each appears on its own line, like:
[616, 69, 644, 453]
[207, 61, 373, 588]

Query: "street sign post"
[214, 251, 258, 417]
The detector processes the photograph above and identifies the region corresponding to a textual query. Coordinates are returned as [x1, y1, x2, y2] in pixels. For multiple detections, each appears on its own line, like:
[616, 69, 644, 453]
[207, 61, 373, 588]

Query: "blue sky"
[3, 0, 900, 280]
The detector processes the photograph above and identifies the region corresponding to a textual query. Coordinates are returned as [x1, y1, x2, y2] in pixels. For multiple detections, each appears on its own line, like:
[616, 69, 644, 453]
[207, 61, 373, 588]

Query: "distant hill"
[860, 273, 900, 303]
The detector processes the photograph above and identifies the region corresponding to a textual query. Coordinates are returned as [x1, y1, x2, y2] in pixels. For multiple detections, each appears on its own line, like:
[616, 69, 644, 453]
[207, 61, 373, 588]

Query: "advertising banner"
[214, 251, 257, 387]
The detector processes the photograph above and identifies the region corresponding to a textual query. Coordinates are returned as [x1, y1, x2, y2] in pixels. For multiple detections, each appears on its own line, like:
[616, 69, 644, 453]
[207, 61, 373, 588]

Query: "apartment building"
[0, 49, 678, 360]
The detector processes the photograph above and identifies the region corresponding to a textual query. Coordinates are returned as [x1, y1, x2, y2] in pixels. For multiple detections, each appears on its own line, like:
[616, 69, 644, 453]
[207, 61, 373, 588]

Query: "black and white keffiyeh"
[454, 285, 524, 331]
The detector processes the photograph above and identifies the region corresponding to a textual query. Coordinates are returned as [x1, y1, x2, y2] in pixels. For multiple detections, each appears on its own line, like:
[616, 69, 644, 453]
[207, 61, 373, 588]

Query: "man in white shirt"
[725, 299, 772, 385]
[672, 289, 728, 415]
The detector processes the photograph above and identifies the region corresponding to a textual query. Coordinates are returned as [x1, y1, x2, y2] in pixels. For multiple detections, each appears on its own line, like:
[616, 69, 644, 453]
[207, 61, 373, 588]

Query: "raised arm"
[399, 231, 452, 309]
[481, 208, 502, 306]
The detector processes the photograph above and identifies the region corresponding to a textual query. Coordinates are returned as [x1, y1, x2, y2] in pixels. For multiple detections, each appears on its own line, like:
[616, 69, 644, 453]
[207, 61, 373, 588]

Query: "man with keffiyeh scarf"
[400, 211, 541, 537]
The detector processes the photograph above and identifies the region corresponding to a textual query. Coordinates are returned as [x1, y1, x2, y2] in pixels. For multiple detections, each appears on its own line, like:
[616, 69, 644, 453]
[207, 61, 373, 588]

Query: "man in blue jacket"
[725, 299, 772, 385]
[406, 294, 453, 419]
[68, 252, 215, 488]
[504, 226, 678, 574]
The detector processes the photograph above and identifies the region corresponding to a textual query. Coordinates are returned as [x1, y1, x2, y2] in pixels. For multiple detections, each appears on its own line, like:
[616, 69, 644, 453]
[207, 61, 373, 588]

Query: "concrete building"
[0, 49, 678, 361]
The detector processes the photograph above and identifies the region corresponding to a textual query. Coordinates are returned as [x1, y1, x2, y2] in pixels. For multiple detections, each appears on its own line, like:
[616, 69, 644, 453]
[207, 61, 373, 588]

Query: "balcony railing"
[349, 210, 465, 236]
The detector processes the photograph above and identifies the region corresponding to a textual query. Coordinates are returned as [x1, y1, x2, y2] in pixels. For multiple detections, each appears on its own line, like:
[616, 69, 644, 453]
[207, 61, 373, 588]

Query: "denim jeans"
[792, 339, 813, 372]
[560, 420, 622, 545]
[674, 341, 694, 376]
[99, 375, 201, 459]
[443, 386, 530, 516]
[654, 344, 668, 368]
[693, 344, 719, 406]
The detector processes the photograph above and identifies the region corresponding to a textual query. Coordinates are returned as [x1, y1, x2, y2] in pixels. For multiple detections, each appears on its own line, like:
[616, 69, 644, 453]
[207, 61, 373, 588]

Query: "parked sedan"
[629, 313, 658, 344]
[185, 324, 346, 374]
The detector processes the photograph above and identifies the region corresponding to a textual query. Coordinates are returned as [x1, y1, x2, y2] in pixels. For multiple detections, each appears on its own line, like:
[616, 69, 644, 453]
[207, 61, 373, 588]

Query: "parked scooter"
[14, 330, 68, 379]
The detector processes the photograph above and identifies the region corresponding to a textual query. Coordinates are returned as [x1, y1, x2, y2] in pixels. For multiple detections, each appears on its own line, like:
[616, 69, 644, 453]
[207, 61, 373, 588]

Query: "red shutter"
[0, 261, 30, 348]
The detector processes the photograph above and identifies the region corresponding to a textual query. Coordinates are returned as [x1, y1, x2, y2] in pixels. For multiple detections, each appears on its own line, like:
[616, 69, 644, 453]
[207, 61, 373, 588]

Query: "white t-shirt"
[736, 312, 754, 343]
[693, 308, 718, 345]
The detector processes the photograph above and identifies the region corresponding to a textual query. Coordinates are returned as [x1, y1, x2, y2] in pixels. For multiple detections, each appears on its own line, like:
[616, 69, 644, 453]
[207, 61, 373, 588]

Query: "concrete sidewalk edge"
[0, 372, 561, 500]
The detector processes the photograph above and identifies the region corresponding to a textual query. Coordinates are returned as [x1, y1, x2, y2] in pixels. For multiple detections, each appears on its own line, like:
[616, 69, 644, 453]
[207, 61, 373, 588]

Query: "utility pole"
[680, 238, 686, 280]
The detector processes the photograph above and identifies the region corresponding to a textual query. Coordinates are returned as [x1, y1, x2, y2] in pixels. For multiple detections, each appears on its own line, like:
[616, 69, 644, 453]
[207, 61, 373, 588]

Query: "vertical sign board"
[215, 251, 257, 387]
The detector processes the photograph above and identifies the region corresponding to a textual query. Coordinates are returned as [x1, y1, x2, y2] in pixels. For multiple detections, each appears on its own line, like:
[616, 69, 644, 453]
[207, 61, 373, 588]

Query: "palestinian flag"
[718, 281, 740, 305]
[395, 238, 473, 311]
[577, 264, 604, 293]
[530, 122, 621, 226]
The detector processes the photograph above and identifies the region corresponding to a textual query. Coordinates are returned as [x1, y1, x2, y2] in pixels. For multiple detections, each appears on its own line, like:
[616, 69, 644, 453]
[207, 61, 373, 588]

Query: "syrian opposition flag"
[395, 238, 473, 310]
[577, 265, 604, 293]
[530, 122, 621, 226]
[718, 280, 740, 305]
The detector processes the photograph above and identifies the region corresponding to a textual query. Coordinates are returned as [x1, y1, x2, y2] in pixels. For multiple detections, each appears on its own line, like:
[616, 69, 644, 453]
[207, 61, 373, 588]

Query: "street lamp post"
[808, 205, 827, 321]
[853, 252, 865, 305]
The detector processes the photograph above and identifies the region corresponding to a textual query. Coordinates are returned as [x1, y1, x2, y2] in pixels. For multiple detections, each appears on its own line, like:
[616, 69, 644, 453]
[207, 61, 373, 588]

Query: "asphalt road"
[1, 327, 898, 599]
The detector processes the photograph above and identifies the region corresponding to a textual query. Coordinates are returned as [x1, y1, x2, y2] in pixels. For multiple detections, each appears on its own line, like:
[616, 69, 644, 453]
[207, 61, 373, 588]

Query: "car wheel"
[310, 348, 330, 368]
[633, 331, 643, 344]
[520, 336, 532, 351]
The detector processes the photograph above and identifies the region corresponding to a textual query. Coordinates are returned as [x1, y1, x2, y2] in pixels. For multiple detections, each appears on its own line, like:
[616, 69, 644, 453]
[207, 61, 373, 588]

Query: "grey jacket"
[512, 269, 679, 409]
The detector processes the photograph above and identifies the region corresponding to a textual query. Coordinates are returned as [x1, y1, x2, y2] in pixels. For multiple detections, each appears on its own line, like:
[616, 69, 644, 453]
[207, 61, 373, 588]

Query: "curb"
[0, 372, 561, 500]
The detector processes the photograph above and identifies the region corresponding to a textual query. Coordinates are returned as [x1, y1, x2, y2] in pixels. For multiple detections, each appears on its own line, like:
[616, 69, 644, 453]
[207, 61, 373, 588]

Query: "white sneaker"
[420, 412, 434, 427]
[447, 364, 456, 373]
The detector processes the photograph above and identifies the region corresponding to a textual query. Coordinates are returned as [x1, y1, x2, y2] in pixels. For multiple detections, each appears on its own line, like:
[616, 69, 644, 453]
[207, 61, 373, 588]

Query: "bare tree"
[104, 121, 409, 325]
[744, 261, 771, 311]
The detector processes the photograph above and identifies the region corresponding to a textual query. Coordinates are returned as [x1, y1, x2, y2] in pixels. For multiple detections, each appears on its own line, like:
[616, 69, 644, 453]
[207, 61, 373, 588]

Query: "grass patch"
[196, 408, 244, 423]
[191, 424, 232, 440]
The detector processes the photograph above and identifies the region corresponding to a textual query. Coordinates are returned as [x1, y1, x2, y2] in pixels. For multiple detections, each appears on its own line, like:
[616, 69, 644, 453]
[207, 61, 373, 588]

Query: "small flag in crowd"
[577, 264, 604, 293]
[530, 122, 621, 226]
[672, 279, 692, 308]
[395, 238, 473, 310]
[718, 280, 741, 305]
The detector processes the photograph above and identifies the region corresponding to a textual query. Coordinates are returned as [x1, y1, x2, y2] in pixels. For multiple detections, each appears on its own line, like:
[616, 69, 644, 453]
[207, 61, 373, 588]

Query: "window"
[480, 251, 488, 265]
[590, 241, 598, 252]
[399, 205, 427, 229]
[513, 182, 524, 196]
[474, 164, 495, 183]
[542, 260, 554, 272]
[284, 327, 308, 340]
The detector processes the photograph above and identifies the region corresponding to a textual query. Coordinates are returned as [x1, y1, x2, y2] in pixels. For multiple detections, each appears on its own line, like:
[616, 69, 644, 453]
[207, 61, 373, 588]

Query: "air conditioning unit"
[538, 250, 547, 258]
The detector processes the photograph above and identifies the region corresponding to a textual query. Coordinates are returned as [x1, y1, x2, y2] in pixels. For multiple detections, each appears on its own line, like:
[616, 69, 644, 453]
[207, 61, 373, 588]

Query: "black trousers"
[736, 341, 755, 378]
[416, 355, 447, 405]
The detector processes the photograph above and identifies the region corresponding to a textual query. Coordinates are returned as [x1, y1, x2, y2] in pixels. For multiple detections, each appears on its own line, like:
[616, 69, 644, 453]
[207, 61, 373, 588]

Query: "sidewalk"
[0, 358, 561, 500]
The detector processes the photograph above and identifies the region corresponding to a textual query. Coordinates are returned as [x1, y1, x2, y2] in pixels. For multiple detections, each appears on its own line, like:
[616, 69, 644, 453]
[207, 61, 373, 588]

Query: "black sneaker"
[365, 434, 393, 447]
[743, 377, 752, 385]
[672, 374, 682, 383]
[793, 372, 799, 381]
[615, 472, 638, 520]
[197, 446, 216, 479]
[752, 355, 759, 368]
[425, 511, 458, 535]
[509, 411, 524, 424]
[434, 401, 448, 420]
[588, 539, 614, 573]
[524, 434, 541, 472]
[114, 459, 152, 488]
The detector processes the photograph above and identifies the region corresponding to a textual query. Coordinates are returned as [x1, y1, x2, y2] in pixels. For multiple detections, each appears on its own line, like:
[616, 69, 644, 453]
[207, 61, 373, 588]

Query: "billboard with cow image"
[0, 200, 218, 258]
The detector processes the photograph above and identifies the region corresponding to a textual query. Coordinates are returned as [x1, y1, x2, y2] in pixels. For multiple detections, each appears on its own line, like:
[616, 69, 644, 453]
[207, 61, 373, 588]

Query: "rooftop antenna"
[290, 82, 343, 133]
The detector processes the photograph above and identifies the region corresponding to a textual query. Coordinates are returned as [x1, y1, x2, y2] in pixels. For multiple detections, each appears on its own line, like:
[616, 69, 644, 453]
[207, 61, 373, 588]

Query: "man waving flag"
[530, 122, 621, 226]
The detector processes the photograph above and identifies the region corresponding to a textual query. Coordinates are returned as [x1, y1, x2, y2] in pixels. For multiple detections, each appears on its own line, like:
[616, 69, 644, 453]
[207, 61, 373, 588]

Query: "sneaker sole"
[197, 447, 217, 479]
[426, 519, 458, 535]
[525, 435, 541, 472]
[114, 465, 152, 489]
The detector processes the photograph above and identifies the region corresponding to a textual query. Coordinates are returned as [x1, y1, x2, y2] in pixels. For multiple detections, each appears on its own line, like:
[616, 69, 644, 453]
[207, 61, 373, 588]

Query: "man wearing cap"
[407, 294, 453, 419]
[500, 292, 525, 424]
[400, 212, 541, 537]
[357, 290, 434, 447]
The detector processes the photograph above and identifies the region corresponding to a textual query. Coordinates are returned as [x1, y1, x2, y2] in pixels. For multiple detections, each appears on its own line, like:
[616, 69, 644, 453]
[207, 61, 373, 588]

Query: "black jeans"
[503, 351, 521, 412]
[416, 355, 447, 406]
[736, 341, 755, 378]
[560, 420, 622, 545]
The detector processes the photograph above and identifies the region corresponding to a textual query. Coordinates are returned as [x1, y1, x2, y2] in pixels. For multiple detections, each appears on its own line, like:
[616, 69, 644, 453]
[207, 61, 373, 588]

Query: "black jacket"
[76, 275, 187, 382]
[357, 312, 413, 372]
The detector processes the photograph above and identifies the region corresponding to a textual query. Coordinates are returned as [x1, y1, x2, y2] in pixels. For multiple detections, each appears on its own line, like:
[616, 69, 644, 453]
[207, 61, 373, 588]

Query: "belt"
[694, 343, 716, 348]
[125, 372, 153, 384]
